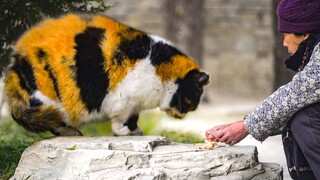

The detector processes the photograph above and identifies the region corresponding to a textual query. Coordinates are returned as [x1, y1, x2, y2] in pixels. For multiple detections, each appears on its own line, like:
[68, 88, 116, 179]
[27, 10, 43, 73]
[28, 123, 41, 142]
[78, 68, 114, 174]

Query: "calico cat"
[4, 13, 209, 136]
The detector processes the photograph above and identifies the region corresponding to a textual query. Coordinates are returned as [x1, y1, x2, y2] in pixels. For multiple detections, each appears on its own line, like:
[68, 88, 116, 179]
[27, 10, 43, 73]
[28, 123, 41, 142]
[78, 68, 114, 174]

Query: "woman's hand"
[205, 120, 249, 146]
[205, 122, 233, 141]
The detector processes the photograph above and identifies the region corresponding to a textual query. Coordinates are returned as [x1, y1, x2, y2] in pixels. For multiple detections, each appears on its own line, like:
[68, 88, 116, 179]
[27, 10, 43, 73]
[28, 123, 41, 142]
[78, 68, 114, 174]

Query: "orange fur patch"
[13, 14, 89, 125]
[4, 72, 30, 104]
[156, 55, 199, 82]
[91, 15, 145, 90]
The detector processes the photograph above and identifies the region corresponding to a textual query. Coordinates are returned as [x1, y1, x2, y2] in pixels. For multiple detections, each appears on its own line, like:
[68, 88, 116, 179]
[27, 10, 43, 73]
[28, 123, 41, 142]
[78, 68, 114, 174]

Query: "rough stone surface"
[11, 136, 282, 180]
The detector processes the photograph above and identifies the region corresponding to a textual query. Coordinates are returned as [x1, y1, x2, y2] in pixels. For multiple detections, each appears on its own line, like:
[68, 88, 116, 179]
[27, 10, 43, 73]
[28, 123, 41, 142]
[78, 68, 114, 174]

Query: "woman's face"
[283, 33, 309, 55]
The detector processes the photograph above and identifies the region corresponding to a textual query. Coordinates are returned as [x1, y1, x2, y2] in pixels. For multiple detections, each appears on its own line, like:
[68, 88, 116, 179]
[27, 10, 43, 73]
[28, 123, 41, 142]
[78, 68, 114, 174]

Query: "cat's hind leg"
[51, 125, 83, 136]
[124, 115, 143, 136]
[111, 115, 143, 136]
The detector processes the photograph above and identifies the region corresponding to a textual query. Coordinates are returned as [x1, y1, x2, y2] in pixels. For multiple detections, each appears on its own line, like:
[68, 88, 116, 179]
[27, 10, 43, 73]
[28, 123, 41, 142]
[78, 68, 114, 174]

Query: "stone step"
[11, 136, 282, 180]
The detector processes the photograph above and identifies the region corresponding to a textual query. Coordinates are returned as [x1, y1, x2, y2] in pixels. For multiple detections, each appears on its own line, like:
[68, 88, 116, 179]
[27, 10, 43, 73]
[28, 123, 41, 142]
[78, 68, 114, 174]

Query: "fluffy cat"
[4, 13, 209, 136]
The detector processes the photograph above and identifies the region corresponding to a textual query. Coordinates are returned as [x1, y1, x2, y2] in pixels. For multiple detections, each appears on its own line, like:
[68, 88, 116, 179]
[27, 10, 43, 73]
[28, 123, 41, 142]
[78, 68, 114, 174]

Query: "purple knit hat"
[277, 0, 320, 33]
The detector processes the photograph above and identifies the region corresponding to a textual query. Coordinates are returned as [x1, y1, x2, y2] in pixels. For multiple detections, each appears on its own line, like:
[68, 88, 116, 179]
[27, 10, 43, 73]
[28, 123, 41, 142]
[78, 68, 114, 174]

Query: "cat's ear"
[194, 72, 209, 87]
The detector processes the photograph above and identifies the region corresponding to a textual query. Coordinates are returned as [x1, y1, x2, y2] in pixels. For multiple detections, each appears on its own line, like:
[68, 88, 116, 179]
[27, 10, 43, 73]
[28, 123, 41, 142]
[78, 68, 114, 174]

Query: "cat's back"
[14, 14, 125, 60]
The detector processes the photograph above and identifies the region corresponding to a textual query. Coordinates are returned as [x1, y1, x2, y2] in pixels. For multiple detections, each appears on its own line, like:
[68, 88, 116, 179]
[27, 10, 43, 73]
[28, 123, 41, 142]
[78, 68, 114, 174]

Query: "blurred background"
[0, 0, 293, 179]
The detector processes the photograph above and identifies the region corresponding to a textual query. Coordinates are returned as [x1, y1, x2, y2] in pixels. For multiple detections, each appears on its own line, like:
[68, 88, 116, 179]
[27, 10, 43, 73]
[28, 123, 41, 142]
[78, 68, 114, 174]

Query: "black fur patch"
[124, 115, 139, 131]
[170, 70, 203, 114]
[113, 29, 151, 65]
[29, 97, 43, 107]
[37, 49, 46, 63]
[74, 27, 109, 112]
[150, 42, 183, 66]
[12, 107, 41, 132]
[44, 64, 61, 100]
[119, 34, 151, 60]
[10, 55, 37, 94]
[11, 111, 28, 129]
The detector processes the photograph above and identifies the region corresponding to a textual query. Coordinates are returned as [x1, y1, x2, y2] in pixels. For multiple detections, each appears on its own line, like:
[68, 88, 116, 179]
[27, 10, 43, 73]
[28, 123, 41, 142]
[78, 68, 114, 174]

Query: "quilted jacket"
[244, 42, 320, 141]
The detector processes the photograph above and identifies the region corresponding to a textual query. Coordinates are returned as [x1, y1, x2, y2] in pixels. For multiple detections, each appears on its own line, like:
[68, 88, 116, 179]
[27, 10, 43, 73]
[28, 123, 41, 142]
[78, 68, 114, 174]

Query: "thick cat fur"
[4, 14, 209, 136]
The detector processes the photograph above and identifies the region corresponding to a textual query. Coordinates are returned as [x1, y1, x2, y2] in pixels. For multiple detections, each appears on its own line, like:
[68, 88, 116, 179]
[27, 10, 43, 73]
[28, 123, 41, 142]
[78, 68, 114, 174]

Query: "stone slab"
[11, 136, 282, 180]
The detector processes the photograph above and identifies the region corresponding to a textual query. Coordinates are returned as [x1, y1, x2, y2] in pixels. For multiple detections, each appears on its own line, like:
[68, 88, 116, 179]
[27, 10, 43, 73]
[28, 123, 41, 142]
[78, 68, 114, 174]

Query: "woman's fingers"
[230, 140, 238, 146]
[217, 121, 249, 145]
[205, 123, 232, 141]
[225, 137, 233, 145]
[205, 131, 215, 141]
[205, 121, 249, 146]
[217, 130, 229, 142]
[206, 134, 215, 141]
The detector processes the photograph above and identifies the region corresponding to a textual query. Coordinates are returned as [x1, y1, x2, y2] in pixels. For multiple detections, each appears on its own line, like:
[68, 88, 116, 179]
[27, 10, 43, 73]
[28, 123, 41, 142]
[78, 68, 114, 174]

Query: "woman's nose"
[283, 40, 288, 47]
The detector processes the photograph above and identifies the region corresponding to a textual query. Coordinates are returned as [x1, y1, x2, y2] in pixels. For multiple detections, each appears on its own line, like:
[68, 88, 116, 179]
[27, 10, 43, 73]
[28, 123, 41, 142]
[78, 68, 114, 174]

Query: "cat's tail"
[7, 95, 63, 133]
[9, 98, 83, 136]
[5, 85, 63, 133]
[6, 90, 82, 136]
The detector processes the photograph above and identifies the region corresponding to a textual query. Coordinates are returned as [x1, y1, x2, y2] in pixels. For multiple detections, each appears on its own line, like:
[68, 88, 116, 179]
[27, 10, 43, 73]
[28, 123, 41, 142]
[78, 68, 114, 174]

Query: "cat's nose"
[170, 108, 185, 119]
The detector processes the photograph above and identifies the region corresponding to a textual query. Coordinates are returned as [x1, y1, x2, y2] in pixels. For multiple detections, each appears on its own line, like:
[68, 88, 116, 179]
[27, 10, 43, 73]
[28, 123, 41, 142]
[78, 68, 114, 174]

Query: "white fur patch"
[78, 109, 105, 125]
[33, 91, 57, 105]
[92, 54, 178, 125]
[159, 82, 178, 110]
[102, 56, 162, 117]
[150, 35, 172, 45]
[32, 90, 71, 124]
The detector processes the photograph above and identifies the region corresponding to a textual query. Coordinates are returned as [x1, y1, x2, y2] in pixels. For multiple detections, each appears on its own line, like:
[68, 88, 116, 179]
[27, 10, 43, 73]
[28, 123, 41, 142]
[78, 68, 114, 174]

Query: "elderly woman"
[205, 0, 320, 179]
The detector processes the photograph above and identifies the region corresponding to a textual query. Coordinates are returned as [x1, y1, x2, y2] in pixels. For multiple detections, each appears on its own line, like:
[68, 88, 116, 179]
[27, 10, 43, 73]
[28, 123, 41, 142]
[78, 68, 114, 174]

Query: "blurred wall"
[105, 0, 274, 101]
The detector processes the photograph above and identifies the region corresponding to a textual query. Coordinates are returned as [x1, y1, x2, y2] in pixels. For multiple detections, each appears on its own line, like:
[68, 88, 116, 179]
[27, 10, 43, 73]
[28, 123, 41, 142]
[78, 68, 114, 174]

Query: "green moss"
[157, 130, 203, 144]
[80, 121, 113, 136]
[138, 110, 166, 135]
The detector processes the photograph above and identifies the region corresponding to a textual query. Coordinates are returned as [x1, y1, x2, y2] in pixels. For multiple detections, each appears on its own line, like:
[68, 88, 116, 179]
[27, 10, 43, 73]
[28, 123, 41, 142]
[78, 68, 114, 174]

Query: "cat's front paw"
[112, 121, 143, 136]
[113, 126, 131, 136]
[130, 127, 143, 136]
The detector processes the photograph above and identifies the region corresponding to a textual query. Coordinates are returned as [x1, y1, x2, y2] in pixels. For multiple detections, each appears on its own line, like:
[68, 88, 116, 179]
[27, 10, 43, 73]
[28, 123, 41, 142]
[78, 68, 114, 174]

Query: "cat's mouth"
[166, 108, 185, 119]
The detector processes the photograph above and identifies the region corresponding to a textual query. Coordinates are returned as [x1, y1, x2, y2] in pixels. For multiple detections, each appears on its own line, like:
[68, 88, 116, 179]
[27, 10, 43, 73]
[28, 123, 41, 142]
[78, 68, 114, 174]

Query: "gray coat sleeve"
[244, 42, 320, 141]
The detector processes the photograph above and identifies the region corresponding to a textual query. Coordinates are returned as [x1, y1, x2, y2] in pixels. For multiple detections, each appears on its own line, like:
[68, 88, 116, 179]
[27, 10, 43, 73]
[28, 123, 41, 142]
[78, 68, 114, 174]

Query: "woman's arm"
[244, 43, 320, 141]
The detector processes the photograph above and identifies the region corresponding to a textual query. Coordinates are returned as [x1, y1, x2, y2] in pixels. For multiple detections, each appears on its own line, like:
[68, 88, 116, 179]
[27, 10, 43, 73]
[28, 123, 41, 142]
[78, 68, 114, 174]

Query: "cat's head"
[166, 70, 209, 119]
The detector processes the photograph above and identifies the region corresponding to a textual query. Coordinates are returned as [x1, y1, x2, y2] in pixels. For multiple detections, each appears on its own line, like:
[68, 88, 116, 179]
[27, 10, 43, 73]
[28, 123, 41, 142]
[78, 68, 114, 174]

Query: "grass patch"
[0, 110, 202, 179]
[158, 130, 203, 144]
[0, 118, 52, 179]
